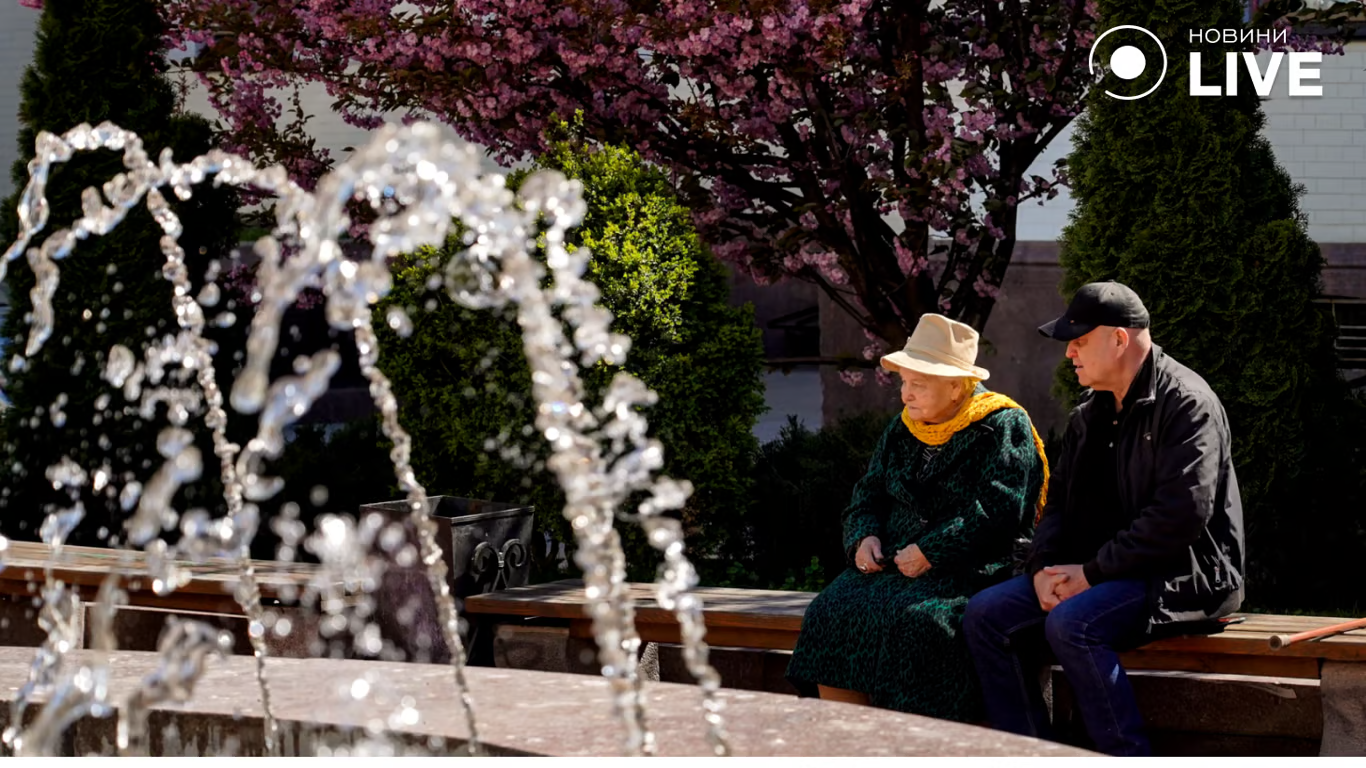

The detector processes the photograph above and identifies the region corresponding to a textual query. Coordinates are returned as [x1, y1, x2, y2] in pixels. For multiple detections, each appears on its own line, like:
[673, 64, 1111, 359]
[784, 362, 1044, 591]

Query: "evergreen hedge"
[0, 0, 238, 546]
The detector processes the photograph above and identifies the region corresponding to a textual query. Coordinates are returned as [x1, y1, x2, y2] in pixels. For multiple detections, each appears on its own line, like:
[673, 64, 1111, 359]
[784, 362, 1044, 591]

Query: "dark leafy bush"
[704, 413, 890, 591]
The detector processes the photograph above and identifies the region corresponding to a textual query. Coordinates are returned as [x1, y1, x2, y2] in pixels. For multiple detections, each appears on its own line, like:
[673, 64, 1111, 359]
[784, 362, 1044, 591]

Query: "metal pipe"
[1268, 617, 1366, 650]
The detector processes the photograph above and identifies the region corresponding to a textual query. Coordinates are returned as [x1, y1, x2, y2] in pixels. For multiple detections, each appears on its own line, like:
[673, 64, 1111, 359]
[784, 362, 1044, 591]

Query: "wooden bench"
[0, 540, 320, 615]
[467, 580, 1366, 753]
[463, 578, 1366, 680]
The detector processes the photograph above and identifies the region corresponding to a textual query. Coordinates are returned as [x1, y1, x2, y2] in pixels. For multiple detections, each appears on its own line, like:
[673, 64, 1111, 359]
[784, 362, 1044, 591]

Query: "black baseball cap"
[1038, 281, 1150, 342]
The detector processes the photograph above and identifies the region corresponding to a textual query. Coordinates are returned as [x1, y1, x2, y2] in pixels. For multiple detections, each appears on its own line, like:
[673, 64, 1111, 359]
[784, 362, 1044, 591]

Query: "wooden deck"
[465, 579, 1366, 680]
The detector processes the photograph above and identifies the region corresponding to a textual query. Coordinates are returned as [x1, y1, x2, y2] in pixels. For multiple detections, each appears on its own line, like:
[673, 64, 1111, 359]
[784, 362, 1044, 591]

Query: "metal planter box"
[358, 495, 535, 664]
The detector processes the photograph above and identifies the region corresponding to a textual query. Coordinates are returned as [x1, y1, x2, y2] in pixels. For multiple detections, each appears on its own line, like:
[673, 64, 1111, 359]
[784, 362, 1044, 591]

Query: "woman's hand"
[895, 544, 931, 578]
[854, 536, 884, 574]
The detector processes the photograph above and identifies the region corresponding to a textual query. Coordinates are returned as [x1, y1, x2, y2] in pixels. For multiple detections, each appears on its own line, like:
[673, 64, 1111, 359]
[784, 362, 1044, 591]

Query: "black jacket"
[1026, 345, 1245, 627]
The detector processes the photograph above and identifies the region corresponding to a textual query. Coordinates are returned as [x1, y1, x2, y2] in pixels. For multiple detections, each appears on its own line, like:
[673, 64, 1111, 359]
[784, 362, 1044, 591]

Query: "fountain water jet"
[0, 120, 729, 756]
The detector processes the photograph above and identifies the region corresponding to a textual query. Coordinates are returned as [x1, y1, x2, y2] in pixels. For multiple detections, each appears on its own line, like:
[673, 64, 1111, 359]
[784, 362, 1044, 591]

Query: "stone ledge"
[1051, 668, 1323, 756]
[492, 624, 1330, 756]
[1, 594, 323, 659]
[0, 647, 1093, 756]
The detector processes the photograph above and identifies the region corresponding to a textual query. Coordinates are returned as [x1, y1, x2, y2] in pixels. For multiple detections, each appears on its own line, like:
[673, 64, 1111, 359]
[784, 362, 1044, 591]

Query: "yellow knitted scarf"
[901, 392, 1050, 523]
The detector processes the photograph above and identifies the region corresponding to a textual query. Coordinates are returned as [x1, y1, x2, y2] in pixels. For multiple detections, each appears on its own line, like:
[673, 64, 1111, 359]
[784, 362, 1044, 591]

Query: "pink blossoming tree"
[150, 0, 1353, 366]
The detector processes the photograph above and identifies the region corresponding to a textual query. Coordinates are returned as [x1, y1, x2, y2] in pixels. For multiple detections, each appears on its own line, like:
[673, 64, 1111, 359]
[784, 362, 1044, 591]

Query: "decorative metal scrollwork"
[470, 538, 527, 592]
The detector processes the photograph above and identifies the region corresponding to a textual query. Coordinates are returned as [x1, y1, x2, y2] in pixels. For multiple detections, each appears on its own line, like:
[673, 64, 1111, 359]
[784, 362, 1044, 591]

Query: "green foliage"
[0, 0, 238, 545]
[710, 555, 828, 593]
[1056, 0, 1366, 612]
[701, 413, 889, 591]
[376, 251, 557, 520]
[373, 135, 767, 581]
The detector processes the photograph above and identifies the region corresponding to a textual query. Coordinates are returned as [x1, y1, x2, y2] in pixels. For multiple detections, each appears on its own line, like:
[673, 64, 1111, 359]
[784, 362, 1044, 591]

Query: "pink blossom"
[894, 237, 928, 277]
[972, 272, 1001, 299]
[153, 0, 1346, 346]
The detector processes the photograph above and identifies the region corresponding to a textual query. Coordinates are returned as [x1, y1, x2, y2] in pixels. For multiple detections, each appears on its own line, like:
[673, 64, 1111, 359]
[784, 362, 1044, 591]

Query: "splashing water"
[119, 617, 235, 755]
[0, 121, 730, 756]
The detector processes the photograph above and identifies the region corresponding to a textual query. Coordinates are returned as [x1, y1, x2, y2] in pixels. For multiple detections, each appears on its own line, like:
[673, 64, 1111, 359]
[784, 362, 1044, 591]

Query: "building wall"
[175, 81, 494, 175]
[1009, 43, 1366, 245]
[0, 3, 40, 202]
[1259, 44, 1366, 244]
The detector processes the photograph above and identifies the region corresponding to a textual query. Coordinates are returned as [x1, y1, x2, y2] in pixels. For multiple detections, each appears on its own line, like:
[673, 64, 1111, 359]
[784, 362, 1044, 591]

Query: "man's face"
[1065, 326, 1124, 390]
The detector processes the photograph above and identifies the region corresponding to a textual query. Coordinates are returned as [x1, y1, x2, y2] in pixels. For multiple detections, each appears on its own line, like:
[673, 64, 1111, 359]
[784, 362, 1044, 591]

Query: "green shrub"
[372, 134, 767, 581]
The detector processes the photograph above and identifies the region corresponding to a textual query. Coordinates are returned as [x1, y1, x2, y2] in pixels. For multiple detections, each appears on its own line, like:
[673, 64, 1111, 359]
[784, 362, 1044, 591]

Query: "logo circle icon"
[1089, 25, 1168, 100]
[1110, 46, 1146, 80]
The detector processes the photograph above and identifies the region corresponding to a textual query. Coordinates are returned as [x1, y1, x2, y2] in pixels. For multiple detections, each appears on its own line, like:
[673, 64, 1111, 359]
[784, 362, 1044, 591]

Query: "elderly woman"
[785, 313, 1048, 722]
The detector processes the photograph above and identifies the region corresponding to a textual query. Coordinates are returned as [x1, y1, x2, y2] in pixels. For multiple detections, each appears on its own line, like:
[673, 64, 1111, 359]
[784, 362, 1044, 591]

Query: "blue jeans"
[963, 574, 1151, 756]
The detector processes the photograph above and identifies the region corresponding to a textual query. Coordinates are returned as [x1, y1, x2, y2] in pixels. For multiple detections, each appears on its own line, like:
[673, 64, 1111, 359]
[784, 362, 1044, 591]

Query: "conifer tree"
[0, 0, 237, 546]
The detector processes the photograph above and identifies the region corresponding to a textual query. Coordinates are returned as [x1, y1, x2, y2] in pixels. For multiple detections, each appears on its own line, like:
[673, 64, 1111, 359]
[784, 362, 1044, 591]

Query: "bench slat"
[0, 541, 320, 613]
[468, 579, 1366, 663]
[465, 579, 810, 629]
[1115, 649, 1321, 679]
[1144, 631, 1366, 661]
[1212, 614, 1366, 631]
[567, 619, 799, 651]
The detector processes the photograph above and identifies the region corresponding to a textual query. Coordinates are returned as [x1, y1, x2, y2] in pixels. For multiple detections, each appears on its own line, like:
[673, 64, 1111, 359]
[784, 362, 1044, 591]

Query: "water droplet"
[385, 307, 413, 337]
[119, 481, 142, 511]
[103, 345, 136, 387]
[197, 283, 220, 307]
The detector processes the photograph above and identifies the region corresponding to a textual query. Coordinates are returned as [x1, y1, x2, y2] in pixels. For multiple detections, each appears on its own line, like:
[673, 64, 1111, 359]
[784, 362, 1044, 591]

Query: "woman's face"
[898, 368, 965, 424]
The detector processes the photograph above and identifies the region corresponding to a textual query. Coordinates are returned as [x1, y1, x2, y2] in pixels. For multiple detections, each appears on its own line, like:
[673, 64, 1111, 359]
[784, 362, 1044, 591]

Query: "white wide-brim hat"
[880, 313, 991, 381]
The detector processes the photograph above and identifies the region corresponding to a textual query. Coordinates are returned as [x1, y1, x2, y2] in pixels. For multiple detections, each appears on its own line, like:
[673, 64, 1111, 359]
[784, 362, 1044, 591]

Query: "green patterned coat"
[785, 399, 1045, 721]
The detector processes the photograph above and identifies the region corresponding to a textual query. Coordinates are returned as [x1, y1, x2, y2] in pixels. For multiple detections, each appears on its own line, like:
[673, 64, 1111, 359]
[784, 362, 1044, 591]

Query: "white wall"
[1259, 43, 1366, 244]
[1015, 42, 1366, 245]
[0, 3, 40, 201]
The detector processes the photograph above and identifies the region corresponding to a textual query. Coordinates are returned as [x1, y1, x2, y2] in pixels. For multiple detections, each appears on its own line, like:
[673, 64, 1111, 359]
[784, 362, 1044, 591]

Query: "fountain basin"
[0, 647, 1095, 756]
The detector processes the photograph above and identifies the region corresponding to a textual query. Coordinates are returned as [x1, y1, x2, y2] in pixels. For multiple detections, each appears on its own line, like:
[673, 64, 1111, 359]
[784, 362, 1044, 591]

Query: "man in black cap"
[962, 281, 1245, 756]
